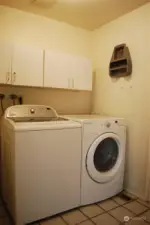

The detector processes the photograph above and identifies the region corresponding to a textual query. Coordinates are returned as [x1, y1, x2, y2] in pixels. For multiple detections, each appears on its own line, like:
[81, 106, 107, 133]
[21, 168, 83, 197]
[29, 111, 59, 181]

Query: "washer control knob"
[30, 108, 35, 114]
[106, 122, 111, 128]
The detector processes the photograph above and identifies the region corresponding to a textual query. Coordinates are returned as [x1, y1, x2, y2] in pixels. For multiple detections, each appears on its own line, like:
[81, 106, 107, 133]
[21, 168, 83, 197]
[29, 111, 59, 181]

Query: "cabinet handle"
[6, 72, 10, 84]
[12, 72, 16, 84]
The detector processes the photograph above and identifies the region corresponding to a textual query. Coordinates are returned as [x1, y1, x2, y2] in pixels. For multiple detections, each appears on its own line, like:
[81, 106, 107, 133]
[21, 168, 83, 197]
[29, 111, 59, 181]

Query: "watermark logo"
[124, 216, 147, 222]
[124, 216, 130, 222]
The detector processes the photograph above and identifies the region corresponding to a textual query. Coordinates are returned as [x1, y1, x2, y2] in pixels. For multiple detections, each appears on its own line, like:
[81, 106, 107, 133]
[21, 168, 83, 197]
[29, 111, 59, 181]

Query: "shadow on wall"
[0, 85, 92, 115]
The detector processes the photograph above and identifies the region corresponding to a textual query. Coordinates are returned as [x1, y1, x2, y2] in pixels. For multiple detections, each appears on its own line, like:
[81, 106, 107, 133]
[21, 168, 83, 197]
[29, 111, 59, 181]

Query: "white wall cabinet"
[0, 42, 92, 91]
[44, 51, 70, 89]
[44, 50, 92, 91]
[0, 42, 12, 85]
[71, 56, 92, 91]
[12, 44, 43, 87]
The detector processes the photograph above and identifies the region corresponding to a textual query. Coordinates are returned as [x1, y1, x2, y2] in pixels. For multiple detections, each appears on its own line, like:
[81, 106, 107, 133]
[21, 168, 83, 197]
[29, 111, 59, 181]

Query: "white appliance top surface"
[64, 114, 109, 119]
[63, 114, 125, 125]
[7, 120, 81, 131]
[4, 105, 81, 131]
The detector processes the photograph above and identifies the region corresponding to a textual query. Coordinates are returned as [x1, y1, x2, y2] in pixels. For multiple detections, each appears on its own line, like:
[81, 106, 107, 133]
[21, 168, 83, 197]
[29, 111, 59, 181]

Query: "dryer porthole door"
[86, 132, 124, 183]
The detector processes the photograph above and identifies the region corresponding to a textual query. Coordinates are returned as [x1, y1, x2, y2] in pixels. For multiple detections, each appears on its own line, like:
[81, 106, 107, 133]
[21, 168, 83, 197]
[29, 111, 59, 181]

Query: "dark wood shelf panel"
[110, 66, 128, 71]
[110, 73, 129, 77]
[111, 58, 127, 63]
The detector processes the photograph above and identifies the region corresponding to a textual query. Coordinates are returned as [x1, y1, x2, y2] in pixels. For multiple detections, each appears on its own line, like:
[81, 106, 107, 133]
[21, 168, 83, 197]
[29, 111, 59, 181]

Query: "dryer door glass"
[94, 138, 119, 172]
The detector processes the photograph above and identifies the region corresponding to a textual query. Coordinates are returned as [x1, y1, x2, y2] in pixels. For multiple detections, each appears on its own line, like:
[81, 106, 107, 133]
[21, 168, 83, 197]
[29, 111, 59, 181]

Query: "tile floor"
[1, 194, 150, 225]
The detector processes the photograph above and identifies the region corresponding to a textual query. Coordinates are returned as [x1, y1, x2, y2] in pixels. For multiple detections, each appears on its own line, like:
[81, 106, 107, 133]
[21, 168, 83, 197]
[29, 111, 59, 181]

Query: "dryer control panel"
[105, 120, 119, 128]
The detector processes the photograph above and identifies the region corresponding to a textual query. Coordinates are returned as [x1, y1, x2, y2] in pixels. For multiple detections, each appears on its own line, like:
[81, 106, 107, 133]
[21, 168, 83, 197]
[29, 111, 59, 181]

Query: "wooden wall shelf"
[109, 44, 132, 77]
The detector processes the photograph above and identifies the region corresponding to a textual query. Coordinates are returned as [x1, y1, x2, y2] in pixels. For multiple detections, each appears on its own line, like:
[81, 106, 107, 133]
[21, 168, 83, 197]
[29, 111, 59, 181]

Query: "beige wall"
[0, 6, 93, 115]
[92, 3, 150, 198]
[0, 6, 92, 57]
[0, 85, 92, 115]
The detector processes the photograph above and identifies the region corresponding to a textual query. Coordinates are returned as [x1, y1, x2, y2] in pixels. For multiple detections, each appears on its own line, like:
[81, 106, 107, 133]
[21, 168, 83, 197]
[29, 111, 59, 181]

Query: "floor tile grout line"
[121, 204, 138, 214]
[97, 199, 120, 210]
[96, 202, 115, 213]
[61, 208, 90, 225]
[136, 199, 150, 208]
[123, 199, 149, 209]
[62, 217, 94, 225]
[77, 218, 96, 225]
[60, 216, 70, 225]
[133, 208, 150, 225]
[106, 197, 138, 210]
[78, 208, 96, 224]
[80, 203, 121, 223]
[109, 198, 150, 214]
[79, 208, 96, 224]
[100, 205, 121, 213]
[137, 207, 150, 216]
[78, 208, 96, 225]
[78, 208, 91, 220]
[112, 198, 136, 207]
[90, 203, 108, 218]
[95, 202, 122, 223]
[121, 203, 149, 216]
[106, 209, 125, 224]
[89, 219, 96, 225]
[83, 209, 106, 220]
[96, 201, 123, 215]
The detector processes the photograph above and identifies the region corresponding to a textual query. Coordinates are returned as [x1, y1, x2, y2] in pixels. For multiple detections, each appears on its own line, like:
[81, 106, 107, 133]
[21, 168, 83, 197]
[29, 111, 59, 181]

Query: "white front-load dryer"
[64, 115, 126, 206]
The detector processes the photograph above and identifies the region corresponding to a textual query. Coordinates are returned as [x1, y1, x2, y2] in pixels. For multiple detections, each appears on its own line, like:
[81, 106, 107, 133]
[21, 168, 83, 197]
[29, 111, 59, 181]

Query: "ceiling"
[0, 0, 149, 30]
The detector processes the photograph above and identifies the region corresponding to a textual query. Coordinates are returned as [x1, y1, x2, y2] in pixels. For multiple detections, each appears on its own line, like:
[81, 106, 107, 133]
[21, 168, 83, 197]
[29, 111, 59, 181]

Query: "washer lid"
[5, 120, 81, 131]
[9, 116, 68, 123]
[4, 105, 81, 130]
[86, 132, 124, 183]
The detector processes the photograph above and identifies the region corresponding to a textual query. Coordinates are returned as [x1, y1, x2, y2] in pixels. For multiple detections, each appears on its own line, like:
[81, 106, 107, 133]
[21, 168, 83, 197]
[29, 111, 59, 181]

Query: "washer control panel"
[30, 108, 35, 114]
[5, 105, 58, 121]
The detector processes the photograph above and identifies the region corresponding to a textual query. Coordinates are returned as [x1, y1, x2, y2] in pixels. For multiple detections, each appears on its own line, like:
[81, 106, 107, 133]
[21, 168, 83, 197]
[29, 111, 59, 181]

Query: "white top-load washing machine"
[64, 115, 126, 206]
[1, 105, 82, 225]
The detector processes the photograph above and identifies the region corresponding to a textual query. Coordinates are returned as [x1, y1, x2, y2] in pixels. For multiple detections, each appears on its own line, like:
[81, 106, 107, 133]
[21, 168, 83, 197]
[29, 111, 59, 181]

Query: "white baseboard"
[124, 188, 146, 201]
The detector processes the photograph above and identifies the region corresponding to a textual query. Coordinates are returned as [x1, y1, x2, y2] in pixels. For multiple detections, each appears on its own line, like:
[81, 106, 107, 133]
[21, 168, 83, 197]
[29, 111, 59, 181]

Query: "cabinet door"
[72, 56, 93, 91]
[44, 50, 70, 89]
[12, 44, 43, 87]
[0, 42, 12, 85]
